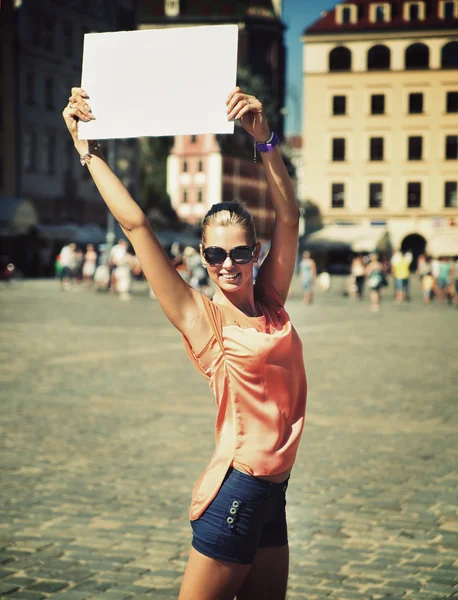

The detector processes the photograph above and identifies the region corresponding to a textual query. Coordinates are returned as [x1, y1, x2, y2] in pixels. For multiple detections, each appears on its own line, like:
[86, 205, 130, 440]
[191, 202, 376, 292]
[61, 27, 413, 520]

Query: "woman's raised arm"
[226, 88, 300, 304]
[62, 88, 210, 343]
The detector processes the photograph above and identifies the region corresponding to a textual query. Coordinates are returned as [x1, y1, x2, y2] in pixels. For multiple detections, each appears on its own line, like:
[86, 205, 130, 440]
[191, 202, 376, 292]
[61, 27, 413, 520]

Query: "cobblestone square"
[0, 279, 457, 599]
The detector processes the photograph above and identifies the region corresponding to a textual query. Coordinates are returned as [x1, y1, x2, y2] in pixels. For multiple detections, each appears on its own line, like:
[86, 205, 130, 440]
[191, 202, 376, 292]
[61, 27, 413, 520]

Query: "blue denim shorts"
[191, 467, 289, 565]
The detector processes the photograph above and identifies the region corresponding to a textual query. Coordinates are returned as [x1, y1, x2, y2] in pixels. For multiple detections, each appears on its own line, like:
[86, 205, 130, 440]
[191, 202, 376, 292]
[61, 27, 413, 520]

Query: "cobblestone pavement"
[0, 278, 457, 600]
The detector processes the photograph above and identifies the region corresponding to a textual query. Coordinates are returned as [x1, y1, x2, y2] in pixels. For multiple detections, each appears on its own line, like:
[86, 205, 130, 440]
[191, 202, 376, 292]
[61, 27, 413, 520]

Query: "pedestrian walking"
[63, 84, 307, 600]
[436, 256, 453, 306]
[299, 251, 316, 305]
[392, 250, 411, 303]
[351, 253, 365, 300]
[59, 242, 75, 290]
[82, 243, 97, 287]
[365, 253, 384, 312]
[109, 238, 128, 292]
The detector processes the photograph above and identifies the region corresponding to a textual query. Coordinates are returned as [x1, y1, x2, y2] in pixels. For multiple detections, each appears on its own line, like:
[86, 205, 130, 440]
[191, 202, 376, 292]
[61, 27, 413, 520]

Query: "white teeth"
[221, 274, 238, 280]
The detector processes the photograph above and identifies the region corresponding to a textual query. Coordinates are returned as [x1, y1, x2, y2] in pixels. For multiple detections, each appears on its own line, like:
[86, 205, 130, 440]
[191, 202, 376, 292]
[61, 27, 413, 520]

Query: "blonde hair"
[201, 202, 256, 246]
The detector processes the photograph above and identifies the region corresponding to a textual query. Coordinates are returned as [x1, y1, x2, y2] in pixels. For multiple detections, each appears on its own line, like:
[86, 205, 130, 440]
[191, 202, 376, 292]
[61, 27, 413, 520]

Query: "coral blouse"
[183, 281, 307, 521]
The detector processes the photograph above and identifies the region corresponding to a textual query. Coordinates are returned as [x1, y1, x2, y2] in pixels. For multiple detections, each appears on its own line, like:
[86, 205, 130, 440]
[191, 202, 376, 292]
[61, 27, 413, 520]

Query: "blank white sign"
[78, 25, 238, 140]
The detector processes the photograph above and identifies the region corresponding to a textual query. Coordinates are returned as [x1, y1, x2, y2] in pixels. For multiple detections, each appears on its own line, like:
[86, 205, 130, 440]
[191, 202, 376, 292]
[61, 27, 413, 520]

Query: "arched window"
[441, 41, 458, 68]
[405, 43, 430, 69]
[329, 46, 352, 71]
[367, 44, 391, 70]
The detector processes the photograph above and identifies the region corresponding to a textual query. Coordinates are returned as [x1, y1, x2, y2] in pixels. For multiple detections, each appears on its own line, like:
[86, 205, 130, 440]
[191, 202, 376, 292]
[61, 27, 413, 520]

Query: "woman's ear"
[199, 243, 207, 267]
[254, 241, 261, 264]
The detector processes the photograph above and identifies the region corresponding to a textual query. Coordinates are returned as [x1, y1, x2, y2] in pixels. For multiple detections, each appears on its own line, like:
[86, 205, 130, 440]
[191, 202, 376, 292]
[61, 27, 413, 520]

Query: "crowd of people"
[296, 248, 458, 311]
[55, 238, 141, 300]
[53, 240, 458, 310]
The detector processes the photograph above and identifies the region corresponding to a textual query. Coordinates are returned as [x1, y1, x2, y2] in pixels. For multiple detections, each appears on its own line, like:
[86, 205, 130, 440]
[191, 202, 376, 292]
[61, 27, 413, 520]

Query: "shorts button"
[232, 500, 240, 508]
[229, 507, 237, 515]
[227, 516, 234, 524]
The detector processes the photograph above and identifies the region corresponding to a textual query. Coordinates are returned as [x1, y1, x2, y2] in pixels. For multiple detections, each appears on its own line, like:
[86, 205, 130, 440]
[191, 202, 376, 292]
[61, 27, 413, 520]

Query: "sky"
[283, 0, 337, 135]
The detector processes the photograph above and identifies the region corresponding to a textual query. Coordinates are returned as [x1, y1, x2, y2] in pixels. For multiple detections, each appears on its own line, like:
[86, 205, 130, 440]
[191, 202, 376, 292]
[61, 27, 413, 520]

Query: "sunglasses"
[203, 245, 256, 266]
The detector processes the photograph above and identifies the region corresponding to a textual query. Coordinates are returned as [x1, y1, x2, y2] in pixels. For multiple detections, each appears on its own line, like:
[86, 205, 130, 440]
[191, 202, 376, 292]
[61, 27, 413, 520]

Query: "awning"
[428, 231, 458, 257]
[304, 226, 390, 254]
[0, 197, 38, 234]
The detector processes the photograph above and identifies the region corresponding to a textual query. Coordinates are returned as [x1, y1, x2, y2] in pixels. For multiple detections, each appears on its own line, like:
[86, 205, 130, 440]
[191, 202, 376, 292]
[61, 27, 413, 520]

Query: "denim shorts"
[191, 467, 289, 565]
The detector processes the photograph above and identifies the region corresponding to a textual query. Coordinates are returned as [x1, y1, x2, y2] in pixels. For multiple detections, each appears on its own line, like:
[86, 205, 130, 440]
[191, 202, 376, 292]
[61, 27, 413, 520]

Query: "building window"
[376, 5, 386, 22]
[197, 190, 203, 203]
[332, 183, 345, 208]
[44, 133, 56, 174]
[371, 94, 385, 115]
[370, 137, 384, 161]
[329, 47, 352, 71]
[190, 135, 197, 143]
[165, 0, 180, 17]
[183, 160, 187, 173]
[367, 45, 391, 70]
[442, 42, 458, 68]
[408, 136, 423, 160]
[43, 18, 55, 51]
[26, 72, 35, 106]
[198, 160, 203, 172]
[342, 7, 352, 23]
[409, 93, 424, 114]
[63, 23, 73, 57]
[45, 78, 54, 110]
[24, 131, 37, 171]
[183, 189, 188, 203]
[332, 138, 346, 161]
[407, 182, 422, 207]
[405, 43, 430, 69]
[409, 3, 420, 19]
[440, 0, 456, 18]
[445, 135, 458, 159]
[63, 139, 74, 173]
[333, 95, 347, 115]
[369, 183, 383, 208]
[444, 182, 457, 207]
[447, 91, 458, 112]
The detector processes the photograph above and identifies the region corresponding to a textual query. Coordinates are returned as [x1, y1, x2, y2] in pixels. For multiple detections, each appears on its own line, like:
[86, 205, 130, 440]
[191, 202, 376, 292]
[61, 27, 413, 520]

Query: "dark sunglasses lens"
[231, 247, 253, 264]
[205, 247, 227, 265]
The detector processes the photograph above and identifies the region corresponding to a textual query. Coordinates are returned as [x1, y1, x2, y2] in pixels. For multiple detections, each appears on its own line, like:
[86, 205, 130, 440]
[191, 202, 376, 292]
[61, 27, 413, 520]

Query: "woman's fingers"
[227, 97, 263, 121]
[71, 87, 89, 99]
[226, 91, 250, 114]
[226, 86, 242, 104]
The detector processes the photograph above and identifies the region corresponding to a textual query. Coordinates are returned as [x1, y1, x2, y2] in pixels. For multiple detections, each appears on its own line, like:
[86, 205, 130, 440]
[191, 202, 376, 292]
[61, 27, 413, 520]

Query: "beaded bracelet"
[79, 140, 101, 166]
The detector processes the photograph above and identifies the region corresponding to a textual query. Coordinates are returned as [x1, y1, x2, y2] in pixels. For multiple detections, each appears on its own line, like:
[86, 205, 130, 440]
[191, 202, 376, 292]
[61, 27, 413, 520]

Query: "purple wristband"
[256, 131, 280, 153]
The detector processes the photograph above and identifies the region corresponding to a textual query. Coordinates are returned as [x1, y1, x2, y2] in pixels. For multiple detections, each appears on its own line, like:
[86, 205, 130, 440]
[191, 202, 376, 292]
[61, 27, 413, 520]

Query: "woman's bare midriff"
[257, 470, 291, 484]
[233, 462, 291, 484]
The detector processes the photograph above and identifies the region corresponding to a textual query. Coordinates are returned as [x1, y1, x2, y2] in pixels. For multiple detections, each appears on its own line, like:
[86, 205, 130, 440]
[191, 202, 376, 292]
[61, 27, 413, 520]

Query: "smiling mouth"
[220, 273, 240, 281]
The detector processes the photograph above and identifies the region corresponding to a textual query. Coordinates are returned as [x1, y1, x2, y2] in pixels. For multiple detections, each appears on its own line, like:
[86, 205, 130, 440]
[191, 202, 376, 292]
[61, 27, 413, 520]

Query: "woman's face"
[201, 225, 260, 294]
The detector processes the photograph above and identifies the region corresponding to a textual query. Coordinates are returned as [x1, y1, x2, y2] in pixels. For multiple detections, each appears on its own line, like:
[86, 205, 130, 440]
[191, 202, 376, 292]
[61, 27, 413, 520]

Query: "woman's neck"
[213, 287, 259, 317]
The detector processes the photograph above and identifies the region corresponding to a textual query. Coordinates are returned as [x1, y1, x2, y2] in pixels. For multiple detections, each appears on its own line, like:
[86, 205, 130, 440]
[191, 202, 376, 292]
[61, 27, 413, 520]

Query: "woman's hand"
[62, 87, 96, 152]
[226, 86, 271, 143]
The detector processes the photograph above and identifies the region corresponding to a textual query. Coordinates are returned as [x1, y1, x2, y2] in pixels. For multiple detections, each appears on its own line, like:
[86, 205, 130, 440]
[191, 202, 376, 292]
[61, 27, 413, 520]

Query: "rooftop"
[305, 0, 457, 35]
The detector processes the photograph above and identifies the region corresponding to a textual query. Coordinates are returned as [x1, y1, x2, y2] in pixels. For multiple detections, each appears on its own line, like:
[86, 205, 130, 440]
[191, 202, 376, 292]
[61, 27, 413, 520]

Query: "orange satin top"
[183, 281, 307, 521]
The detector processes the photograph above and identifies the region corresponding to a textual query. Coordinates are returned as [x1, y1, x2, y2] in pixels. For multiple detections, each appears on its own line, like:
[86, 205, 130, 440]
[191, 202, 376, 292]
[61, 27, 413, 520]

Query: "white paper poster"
[78, 25, 238, 140]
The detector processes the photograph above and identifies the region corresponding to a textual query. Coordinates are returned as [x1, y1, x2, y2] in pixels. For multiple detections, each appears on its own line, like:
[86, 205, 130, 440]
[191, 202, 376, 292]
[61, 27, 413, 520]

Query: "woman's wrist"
[254, 130, 272, 144]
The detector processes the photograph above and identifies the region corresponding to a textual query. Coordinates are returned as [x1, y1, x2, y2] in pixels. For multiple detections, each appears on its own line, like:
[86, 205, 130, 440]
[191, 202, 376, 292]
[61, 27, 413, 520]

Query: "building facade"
[167, 128, 276, 240]
[302, 0, 458, 259]
[1, 0, 137, 232]
[141, 0, 288, 235]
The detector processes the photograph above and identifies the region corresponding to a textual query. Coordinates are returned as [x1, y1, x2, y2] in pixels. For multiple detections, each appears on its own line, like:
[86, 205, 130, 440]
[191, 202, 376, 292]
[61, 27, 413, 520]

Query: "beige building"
[302, 0, 458, 261]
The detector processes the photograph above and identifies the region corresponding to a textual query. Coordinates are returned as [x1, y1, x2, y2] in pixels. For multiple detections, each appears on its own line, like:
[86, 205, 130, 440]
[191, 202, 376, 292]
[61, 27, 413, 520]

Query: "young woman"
[63, 85, 307, 600]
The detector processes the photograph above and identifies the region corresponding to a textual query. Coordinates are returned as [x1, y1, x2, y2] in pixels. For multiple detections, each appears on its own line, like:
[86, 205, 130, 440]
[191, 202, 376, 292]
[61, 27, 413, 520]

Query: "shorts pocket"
[217, 497, 265, 544]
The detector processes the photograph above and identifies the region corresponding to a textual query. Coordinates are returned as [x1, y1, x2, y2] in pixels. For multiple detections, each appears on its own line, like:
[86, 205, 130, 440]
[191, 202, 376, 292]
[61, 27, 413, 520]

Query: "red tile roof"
[305, 0, 457, 35]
